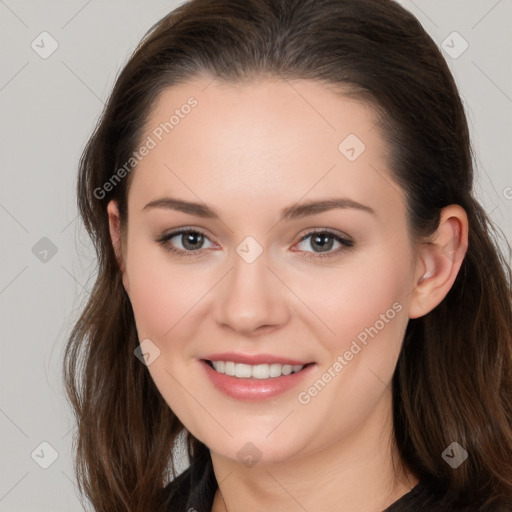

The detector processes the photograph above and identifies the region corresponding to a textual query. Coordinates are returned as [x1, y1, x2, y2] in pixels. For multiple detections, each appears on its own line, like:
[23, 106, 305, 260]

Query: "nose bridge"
[214, 237, 289, 333]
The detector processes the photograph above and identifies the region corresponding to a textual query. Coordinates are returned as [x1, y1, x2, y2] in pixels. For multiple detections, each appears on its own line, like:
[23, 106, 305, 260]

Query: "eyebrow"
[142, 196, 376, 220]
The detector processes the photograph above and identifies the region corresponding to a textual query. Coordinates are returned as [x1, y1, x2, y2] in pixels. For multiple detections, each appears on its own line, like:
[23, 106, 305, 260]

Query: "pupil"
[313, 233, 333, 252]
[183, 232, 203, 250]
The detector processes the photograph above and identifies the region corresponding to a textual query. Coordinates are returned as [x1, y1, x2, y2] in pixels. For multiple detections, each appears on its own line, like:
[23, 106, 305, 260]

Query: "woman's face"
[109, 78, 422, 464]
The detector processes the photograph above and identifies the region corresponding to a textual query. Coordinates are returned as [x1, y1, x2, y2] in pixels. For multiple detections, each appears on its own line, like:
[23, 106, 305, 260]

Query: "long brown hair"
[63, 0, 512, 510]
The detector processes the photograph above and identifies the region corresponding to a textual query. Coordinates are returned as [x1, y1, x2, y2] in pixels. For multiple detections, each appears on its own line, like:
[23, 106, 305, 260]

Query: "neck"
[210, 391, 417, 512]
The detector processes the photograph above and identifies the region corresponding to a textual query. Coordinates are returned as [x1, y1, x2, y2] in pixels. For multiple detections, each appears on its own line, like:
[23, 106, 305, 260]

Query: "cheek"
[309, 244, 411, 398]
[124, 242, 210, 427]
[288, 251, 411, 448]
[291, 240, 413, 355]
[124, 239, 207, 339]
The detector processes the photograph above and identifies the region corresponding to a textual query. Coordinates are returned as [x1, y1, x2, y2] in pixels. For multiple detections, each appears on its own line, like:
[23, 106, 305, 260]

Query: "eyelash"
[156, 227, 354, 260]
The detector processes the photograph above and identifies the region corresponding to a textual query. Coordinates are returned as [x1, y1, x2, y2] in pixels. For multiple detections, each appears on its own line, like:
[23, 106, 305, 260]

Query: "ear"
[408, 204, 468, 319]
[107, 200, 130, 293]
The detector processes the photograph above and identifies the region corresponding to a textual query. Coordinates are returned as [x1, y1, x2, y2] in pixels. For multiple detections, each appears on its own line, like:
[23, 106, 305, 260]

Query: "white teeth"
[252, 364, 270, 379]
[210, 361, 305, 379]
[224, 361, 236, 376]
[234, 363, 252, 378]
[269, 363, 282, 378]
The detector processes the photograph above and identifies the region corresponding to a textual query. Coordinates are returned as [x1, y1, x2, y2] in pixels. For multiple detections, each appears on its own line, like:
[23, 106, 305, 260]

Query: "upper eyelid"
[297, 227, 352, 241]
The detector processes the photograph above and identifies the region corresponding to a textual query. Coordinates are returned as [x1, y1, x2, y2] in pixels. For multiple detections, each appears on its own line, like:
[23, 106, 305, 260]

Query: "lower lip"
[199, 360, 316, 401]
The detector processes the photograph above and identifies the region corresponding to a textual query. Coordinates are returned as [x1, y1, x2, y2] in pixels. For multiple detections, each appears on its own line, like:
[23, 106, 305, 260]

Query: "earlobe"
[408, 205, 468, 319]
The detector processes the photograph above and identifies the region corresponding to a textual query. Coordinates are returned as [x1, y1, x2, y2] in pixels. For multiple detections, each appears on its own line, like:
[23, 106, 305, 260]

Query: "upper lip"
[200, 352, 312, 366]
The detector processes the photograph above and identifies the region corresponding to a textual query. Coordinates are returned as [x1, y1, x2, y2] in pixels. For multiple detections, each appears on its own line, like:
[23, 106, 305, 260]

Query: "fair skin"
[107, 77, 468, 511]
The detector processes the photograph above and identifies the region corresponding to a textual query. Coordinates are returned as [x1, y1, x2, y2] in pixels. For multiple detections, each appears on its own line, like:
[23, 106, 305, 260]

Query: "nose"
[214, 247, 291, 336]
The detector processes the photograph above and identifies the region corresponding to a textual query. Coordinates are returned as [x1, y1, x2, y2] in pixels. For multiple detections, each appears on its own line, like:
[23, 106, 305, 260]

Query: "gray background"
[1, 1, 511, 511]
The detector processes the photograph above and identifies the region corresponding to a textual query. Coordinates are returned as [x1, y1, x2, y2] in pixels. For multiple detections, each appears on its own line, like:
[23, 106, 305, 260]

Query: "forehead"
[141, 77, 383, 167]
[127, 77, 403, 223]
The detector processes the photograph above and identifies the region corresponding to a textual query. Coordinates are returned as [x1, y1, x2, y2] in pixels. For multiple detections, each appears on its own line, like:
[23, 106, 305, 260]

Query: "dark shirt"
[158, 449, 458, 512]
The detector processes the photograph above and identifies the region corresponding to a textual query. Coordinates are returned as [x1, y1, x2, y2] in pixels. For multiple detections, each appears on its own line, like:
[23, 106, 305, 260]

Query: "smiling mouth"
[203, 359, 314, 379]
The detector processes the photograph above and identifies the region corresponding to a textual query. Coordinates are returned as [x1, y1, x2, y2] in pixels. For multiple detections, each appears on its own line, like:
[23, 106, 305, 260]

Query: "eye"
[156, 227, 354, 260]
[157, 228, 215, 257]
[293, 229, 354, 259]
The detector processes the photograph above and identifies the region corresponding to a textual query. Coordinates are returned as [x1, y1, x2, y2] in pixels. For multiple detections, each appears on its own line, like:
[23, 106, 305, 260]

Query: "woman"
[63, 0, 512, 511]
